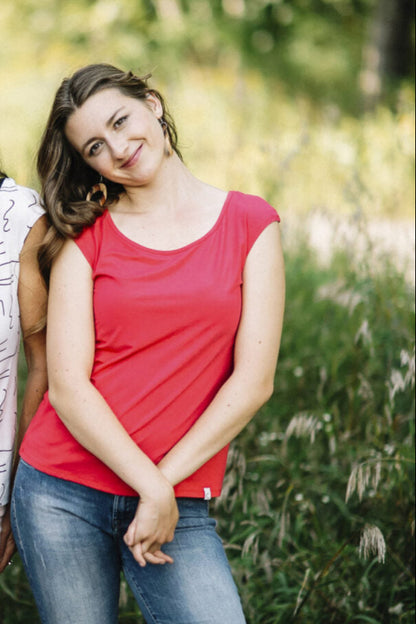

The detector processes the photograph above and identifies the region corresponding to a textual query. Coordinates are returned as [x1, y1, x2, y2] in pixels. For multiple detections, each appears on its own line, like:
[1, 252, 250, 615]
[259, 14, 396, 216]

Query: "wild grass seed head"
[359, 524, 386, 563]
[284, 412, 321, 448]
[316, 280, 365, 314]
[345, 458, 383, 502]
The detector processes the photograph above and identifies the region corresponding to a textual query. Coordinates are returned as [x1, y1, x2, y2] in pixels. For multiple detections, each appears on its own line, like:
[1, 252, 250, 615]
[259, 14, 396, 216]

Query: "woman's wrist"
[137, 469, 175, 501]
[157, 460, 177, 488]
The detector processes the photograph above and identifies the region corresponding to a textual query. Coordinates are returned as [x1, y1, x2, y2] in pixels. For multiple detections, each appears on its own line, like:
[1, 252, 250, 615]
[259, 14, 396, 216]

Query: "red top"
[21, 191, 280, 498]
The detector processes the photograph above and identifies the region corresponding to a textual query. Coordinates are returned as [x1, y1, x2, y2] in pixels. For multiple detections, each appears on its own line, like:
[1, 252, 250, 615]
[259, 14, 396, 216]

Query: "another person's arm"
[0, 216, 48, 573]
[46, 240, 178, 566]
[157, 222, 285, 486]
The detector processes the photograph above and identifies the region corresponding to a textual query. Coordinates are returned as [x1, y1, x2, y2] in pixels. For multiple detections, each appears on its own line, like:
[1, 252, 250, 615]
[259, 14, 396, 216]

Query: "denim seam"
[122, 566, 159, 624]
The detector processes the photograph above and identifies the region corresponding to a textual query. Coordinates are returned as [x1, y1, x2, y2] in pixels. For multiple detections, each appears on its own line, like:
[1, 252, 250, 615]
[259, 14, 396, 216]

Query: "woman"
[11, 63, 285, 623]
[0, 170, 47, 573]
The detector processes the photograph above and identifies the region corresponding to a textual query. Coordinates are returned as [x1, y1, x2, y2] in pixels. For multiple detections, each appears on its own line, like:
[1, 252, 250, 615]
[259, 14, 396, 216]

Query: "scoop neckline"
[105, 190, 233, 254]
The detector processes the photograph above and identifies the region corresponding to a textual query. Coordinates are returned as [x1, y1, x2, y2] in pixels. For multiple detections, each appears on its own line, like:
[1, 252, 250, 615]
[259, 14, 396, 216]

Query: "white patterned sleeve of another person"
[0, 177, 47, 569]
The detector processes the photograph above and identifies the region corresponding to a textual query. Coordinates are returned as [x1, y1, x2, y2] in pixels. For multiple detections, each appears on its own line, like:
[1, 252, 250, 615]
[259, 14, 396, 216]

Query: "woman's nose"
[108, 136, 128, 159]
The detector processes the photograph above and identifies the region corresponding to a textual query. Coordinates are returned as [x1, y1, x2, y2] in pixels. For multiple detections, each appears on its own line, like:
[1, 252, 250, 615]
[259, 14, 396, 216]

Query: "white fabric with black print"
[0, 178, 43, 523]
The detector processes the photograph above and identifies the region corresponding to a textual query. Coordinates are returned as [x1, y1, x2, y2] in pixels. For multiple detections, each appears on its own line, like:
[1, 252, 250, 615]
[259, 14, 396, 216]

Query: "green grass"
[214, 238, 415, 623]
[1, 224, 414, 623]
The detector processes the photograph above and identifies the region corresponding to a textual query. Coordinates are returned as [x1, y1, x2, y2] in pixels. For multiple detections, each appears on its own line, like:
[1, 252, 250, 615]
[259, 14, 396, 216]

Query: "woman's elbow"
[48, 376, 74, 413]
[47, 384, 62, 412]
[245, 377, 275, 413]
[258, 379, 275, 407]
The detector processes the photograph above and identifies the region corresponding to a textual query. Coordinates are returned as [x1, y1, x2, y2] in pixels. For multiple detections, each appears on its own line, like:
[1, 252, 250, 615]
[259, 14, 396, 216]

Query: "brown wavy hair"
[37, 63, 181, 286]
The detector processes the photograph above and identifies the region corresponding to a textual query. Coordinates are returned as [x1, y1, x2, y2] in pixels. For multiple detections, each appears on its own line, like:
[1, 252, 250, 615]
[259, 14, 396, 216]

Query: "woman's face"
[65, 88, 166, 188]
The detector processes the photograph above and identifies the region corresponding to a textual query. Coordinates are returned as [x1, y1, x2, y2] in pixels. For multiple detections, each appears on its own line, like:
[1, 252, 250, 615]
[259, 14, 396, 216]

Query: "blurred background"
[0, 1, 415, 623]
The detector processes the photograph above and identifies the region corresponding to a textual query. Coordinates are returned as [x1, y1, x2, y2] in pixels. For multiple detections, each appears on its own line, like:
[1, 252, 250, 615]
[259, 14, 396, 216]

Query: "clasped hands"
[123, 482, 179, 567]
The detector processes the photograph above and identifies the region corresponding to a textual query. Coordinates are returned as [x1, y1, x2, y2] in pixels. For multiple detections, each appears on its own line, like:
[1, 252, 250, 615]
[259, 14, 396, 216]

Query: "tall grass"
[215, 233, 414, 623]
[1, 215, 414, 623]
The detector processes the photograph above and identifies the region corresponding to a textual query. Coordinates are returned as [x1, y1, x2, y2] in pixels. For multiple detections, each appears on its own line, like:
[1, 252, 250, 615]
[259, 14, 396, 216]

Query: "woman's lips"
[121, 145, 142, 168]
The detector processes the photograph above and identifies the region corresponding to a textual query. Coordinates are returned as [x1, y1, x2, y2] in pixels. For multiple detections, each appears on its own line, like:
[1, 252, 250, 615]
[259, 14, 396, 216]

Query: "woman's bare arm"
[157, 222, 285, 486]
[15, 216, 48, 450]
[46, 240, 178, 565]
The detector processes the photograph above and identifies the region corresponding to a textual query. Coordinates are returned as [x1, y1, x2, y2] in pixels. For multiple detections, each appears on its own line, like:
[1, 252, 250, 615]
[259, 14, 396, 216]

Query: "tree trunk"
[360, 0, 414, 110]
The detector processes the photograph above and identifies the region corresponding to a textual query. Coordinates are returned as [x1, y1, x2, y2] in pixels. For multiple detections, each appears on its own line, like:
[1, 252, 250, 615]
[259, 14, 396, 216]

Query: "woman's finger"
[128, 541, 147, 567]
[143, 549, 174, 565]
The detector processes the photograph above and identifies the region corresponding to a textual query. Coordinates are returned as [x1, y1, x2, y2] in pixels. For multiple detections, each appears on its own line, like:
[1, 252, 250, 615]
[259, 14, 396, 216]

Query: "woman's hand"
[0, 507, 16, 573]
[123, 481, 179, 566]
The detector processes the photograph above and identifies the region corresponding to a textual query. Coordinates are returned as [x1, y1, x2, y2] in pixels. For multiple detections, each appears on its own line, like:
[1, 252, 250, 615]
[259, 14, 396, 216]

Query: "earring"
[158, 117, 168, 134]
[158, 117, 173, 157]
[86, 180, 107, 206]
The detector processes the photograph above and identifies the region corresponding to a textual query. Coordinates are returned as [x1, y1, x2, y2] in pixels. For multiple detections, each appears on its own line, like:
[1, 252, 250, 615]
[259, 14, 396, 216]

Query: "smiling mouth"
[121, 145, 142, 168]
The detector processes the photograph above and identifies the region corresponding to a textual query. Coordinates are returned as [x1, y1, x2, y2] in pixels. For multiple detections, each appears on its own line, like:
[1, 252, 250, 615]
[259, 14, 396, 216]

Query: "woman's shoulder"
[228, 190, 280, 222]
[224, 191, 280, 254]
[73, 209, 109, 267]
[0, 178, 43, 216]
[0, 178, 44, 245]
[75, 209, 108, 241]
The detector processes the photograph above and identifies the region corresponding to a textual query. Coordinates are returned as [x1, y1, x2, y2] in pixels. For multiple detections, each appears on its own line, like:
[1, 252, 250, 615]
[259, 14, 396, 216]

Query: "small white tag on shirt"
[204, 487, 211, 500]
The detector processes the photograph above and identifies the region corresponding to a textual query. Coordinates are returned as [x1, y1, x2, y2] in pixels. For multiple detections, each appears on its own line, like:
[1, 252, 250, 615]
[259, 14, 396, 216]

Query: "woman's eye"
[88, 142, 102, 157]
[114, 115, 128, 128]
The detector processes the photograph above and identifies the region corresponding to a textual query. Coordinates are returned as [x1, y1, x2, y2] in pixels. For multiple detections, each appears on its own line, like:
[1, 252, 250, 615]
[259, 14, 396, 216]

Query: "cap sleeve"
[230, 191, 280, 254]
[74, 213, 105, 269]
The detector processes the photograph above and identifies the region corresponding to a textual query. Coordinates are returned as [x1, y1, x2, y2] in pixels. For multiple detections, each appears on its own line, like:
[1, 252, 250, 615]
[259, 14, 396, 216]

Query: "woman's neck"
[114, 157, 201, 216]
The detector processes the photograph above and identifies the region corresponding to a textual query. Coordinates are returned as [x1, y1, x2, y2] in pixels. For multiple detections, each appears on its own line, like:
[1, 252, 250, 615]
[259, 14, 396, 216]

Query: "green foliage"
[211, 236, 415, 623]
[0, 0, 413, 118]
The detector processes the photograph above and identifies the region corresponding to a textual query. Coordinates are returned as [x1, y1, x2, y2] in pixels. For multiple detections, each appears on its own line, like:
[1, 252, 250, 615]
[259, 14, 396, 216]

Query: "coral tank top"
[20, 191, 280, 498]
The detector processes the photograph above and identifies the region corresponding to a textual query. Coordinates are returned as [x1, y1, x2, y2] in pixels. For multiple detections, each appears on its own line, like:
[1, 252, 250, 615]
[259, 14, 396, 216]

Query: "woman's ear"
[145, 92, 163, 117]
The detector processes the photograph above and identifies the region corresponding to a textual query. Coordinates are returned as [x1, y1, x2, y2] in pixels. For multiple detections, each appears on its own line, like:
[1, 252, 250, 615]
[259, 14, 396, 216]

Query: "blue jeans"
[11, 460, 246, 624]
